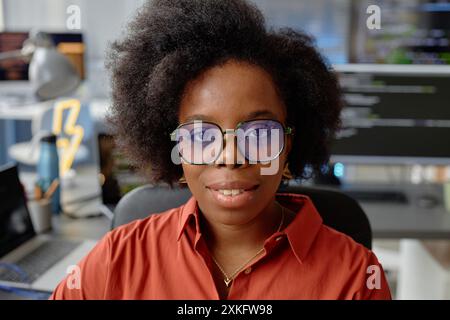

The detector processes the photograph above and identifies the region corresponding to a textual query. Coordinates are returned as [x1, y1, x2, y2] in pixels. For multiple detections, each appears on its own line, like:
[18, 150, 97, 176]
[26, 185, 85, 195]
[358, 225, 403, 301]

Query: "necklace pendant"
[224, 279, 232, 287]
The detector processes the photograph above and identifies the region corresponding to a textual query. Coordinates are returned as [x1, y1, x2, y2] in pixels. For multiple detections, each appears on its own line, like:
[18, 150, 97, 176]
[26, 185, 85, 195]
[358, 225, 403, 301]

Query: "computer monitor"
[331, 64, 450, 165]
[349, 0, 450, 65]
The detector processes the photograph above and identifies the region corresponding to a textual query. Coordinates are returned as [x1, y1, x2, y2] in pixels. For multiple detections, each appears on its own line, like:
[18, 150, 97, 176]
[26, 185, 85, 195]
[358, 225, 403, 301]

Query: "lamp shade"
[29, 47, 80, 100]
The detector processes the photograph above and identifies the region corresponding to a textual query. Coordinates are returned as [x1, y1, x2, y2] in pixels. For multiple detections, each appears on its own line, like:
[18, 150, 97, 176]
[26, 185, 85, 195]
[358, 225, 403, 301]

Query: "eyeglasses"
[170, 119, 294, 165]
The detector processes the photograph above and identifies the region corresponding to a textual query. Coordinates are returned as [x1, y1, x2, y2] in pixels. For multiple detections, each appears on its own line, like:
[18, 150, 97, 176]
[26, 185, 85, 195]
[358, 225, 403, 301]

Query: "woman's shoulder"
[313, 223, 378, 267]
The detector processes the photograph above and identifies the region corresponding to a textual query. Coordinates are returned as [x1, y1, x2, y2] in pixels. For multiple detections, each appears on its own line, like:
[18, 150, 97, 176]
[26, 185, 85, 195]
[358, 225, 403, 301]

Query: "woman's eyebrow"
[244, 110, 278, 120]
[183, 110, 277, 123]
[182, 114, 214, 123]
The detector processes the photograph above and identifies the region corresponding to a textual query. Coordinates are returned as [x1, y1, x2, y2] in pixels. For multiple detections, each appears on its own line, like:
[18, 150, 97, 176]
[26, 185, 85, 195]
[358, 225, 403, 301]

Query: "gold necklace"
[211, 204, 285, 288]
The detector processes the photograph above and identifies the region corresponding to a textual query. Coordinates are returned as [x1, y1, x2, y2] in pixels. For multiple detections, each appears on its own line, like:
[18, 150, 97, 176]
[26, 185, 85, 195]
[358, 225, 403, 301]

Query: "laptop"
[0, 164, 96, 292]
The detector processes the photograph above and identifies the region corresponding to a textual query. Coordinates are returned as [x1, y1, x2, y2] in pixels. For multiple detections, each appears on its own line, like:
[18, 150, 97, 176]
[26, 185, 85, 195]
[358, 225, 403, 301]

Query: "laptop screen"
[0, 164, 36, 257]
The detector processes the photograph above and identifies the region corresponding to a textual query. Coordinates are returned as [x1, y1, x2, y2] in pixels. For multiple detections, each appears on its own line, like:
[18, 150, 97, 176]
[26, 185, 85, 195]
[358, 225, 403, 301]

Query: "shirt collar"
[177, 193, 323, 263]
[275, 193, 323, 263]
[177, 196, 200, 241]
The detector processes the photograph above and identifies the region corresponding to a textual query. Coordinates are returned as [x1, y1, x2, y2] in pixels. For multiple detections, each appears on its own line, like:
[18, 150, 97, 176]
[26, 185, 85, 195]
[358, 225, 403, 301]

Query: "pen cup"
[444, 182, 450, 213]
[28, 198, 53, 233]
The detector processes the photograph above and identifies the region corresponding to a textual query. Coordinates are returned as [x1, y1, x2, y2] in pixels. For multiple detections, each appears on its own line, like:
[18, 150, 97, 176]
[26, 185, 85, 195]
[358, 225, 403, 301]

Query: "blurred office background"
[1, 0, 450, 299]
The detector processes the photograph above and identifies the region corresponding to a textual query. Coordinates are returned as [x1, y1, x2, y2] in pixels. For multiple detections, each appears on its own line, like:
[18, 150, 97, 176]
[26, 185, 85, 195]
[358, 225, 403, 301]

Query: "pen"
[34, 184, 43, 200]
[44, 178, 60, 200]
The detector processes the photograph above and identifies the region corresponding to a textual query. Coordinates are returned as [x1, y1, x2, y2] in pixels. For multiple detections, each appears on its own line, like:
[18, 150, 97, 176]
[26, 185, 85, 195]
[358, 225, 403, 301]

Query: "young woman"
[51, 0, 391, 300]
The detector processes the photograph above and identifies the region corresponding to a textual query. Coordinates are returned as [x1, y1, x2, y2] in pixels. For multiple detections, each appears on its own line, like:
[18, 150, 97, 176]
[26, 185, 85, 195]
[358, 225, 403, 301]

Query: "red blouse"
[50, 193, 391, 299]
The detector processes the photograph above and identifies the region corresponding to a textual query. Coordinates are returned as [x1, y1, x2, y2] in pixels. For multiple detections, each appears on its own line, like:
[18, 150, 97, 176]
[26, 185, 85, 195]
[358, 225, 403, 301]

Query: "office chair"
[112, 183, 372, 249]
[112, 185, 192, 228]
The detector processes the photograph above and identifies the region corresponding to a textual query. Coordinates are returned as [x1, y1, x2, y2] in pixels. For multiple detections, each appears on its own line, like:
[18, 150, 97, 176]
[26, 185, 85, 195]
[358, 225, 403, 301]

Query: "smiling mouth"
[206, 186, 259, 196]
[205, 183, 259, 207]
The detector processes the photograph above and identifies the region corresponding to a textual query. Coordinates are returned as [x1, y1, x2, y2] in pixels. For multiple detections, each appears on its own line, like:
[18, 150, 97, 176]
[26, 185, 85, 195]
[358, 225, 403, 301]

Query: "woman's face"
[178, 60, 291, 226]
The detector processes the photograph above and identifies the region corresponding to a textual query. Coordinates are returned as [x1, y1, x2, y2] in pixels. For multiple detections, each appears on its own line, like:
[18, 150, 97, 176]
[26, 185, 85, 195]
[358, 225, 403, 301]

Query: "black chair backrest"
[112, 184, 372, 249]
[278, 184, 372, 249]
[112, 185, 192, 229]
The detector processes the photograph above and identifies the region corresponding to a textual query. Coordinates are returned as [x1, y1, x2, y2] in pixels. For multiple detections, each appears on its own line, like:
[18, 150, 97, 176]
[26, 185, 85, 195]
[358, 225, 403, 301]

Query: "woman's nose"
[214, 132, 248, 169]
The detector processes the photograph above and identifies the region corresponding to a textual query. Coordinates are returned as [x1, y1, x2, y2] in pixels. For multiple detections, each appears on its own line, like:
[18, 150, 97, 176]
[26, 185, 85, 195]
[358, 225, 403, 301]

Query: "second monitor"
[332, 64, 450, 165]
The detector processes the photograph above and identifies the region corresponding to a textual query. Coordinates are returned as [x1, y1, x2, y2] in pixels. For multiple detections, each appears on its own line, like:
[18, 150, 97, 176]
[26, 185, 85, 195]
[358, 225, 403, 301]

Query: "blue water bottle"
[37, 134, 61, 214]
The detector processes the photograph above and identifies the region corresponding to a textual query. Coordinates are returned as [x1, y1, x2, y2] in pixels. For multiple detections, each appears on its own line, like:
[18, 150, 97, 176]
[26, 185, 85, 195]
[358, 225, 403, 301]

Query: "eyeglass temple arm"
[286, 127, 295, 135]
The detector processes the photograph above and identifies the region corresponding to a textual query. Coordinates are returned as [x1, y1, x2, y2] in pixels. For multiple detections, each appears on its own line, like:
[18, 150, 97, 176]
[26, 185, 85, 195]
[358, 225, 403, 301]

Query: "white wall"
[0, 0, 4, 31]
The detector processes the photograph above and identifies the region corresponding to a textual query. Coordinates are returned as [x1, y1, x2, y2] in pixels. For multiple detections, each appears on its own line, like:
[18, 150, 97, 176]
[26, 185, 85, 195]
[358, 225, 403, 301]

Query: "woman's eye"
[191, 129, 215, 143]
[192, 130, 205, 142]
[248, 128, 270, 138]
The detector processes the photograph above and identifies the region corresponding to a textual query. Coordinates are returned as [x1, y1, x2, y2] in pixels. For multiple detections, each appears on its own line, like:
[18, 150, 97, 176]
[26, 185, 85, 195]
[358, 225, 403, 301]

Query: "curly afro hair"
[107, 0, 342, 186]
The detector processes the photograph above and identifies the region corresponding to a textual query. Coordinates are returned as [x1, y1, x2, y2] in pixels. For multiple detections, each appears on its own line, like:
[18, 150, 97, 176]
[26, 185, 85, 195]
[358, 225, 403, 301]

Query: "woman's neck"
[201, 199, 283, 255]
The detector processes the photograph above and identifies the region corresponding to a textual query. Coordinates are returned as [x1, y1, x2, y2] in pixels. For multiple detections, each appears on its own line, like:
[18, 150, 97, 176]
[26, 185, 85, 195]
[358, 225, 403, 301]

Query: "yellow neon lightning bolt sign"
[52, 99, 84, 177]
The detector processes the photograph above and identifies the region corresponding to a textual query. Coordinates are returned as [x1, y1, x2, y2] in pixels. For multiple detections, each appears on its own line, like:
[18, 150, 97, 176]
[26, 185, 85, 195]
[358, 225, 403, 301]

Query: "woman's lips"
[206, 182, 259, 208]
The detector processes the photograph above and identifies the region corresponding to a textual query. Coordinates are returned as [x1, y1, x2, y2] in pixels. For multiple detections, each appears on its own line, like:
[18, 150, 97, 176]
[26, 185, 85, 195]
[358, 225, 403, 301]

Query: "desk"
[329, 183, 450, 299]
[0, 214, 110, 300]
[363, 201, 450, 239]
[0, 166, 110, 300]
[318, 182, 450, 239]
[50, 213, 110, 240]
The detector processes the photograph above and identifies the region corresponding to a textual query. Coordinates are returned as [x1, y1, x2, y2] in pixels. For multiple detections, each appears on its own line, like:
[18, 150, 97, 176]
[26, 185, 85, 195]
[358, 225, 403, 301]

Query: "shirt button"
[244, 267, 252, 274]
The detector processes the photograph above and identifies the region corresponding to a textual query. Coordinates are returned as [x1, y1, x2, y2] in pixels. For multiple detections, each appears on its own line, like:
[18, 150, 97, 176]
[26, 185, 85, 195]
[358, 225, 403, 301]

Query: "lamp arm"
[0, 50, 26, 61]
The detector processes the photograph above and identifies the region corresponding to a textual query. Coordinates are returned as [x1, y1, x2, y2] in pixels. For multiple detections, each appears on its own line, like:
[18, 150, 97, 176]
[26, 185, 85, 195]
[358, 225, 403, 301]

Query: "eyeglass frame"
[169, 118, 295, 165]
